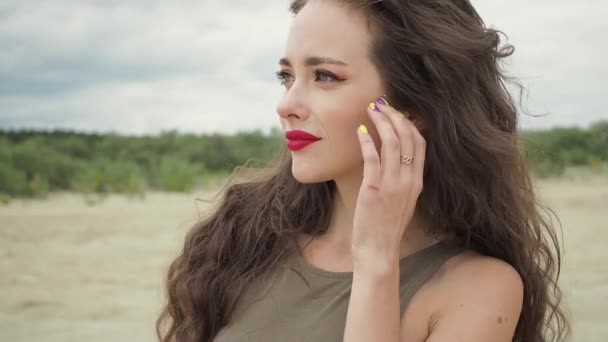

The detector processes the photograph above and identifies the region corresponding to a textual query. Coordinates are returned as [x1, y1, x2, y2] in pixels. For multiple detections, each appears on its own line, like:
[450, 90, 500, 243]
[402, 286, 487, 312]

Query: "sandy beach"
[1, 176, 607, 341]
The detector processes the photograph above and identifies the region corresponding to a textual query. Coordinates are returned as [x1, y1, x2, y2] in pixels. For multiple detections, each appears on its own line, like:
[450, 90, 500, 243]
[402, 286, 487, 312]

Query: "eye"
[275, 69, 342, 87]
[315, 70, 339, 82]
[275, 70, 293, 86]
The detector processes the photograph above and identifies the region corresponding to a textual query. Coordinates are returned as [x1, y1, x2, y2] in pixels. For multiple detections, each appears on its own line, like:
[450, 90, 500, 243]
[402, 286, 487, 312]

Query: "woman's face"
[276, 0, 386, 184]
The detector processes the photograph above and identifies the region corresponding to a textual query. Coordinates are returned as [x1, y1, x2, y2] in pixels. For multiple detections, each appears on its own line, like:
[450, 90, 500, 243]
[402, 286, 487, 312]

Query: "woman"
[157, 0, 569, 341]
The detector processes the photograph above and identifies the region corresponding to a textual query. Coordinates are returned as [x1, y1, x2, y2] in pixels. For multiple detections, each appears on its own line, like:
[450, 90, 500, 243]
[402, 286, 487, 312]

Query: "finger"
[410, 126, 427, 196]
[357, 124, 381, 191]
[367, 101, 402, 186]
[374, 98, 416, 187]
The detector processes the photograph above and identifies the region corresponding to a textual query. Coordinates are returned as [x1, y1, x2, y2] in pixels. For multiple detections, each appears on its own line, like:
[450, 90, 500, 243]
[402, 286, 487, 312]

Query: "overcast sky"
[0, 0, 606, 135]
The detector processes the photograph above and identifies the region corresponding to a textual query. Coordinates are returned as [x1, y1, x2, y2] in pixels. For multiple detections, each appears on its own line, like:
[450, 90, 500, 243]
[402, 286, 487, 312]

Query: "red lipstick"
[285, 130, 322, 151]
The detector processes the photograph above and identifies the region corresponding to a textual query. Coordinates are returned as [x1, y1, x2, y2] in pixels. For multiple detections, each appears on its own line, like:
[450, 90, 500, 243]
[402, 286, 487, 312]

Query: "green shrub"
[0, 163, 29, 196]
[28, 174, 49, 198]
[71, 159, 145, 196]
[10, 138, 81, 191]
[151, 156, 202, 192]
[531, 159, 566, 178]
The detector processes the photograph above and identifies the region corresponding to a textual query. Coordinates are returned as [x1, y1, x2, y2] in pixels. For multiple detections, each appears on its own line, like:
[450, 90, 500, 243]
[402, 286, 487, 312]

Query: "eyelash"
[275, 70, 341, 86]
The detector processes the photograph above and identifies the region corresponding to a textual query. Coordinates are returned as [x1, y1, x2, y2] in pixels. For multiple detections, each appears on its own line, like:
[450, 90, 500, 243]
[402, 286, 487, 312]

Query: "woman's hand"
[352, 97, 427, 273]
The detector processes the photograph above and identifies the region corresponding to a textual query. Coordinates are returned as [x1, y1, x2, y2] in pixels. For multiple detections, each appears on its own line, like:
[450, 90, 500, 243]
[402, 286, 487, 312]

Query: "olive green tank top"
[213, 240, 463, 342]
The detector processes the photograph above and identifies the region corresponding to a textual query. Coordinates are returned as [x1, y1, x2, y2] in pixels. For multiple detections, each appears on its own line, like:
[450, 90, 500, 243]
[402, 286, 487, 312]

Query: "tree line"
[0, 121, 606, 202]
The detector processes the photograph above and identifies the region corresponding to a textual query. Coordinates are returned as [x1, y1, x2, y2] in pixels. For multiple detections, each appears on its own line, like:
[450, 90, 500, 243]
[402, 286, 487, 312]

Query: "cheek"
[321, 105, 372, 156]
[322, 103, 366, 138]
[339, 103, 382, 155]
[317, 91, 381, 151]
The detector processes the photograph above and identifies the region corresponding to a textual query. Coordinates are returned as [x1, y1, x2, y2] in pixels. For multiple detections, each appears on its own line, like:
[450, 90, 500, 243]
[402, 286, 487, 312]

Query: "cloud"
[473, 0, 607, 128]
[0, 0, 605, 135]
[0, 1, 291, 135]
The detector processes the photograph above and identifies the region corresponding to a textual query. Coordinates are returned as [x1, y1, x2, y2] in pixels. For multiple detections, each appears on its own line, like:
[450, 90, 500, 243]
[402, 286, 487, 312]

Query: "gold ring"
[400, 155, 414, 165]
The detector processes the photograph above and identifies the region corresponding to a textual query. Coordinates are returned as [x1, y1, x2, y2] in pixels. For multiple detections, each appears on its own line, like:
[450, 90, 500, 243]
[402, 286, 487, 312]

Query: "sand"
[1, 177, 607, 341]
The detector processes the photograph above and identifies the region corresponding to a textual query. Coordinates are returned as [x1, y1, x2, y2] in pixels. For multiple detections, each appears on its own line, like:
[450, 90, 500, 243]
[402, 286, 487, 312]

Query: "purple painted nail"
[376, 97, 390, 107]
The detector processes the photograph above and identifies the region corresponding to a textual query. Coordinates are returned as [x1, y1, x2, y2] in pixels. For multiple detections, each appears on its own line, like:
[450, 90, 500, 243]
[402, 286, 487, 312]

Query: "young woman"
[157, 0, 569, 341]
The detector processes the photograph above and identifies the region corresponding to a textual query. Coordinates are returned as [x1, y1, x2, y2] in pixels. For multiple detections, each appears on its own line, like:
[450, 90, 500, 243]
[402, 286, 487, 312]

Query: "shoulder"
[438, 251, 524, 296]
[429, 251, 524, 341]
[401, 250, 524, 341]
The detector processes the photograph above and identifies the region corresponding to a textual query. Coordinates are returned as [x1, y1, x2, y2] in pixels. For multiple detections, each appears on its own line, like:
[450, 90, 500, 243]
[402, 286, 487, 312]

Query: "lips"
[285, 130, 321, 141]
[285, 130, 322, 151]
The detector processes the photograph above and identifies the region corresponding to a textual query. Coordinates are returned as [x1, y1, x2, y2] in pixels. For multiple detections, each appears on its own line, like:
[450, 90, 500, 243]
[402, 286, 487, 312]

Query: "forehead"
[285, 0, 373, 64]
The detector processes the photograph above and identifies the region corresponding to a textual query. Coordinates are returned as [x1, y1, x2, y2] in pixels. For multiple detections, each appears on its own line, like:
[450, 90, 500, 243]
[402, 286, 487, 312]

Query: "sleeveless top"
[213, 240, 463, 342]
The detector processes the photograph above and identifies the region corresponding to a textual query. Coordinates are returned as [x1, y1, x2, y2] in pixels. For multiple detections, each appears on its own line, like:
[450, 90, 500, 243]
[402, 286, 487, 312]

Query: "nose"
[276, 86, 311, 122]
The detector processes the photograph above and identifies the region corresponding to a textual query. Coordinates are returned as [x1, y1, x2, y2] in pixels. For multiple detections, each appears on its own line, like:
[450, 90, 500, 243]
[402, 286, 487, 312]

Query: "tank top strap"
[398, 240, 464, 317]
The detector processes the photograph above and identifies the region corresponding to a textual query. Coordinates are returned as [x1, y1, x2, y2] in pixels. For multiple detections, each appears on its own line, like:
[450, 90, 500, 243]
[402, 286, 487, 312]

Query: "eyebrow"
[278, 56, 348, 67]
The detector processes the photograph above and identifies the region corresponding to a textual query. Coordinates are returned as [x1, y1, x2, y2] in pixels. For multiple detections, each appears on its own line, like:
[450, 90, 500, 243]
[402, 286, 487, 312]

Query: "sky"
[0, 0, 606, 136]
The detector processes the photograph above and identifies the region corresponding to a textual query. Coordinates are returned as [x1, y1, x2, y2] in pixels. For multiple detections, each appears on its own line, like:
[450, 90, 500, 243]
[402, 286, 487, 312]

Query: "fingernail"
[359, 124, 368, 134]
[376, 96, 389, 107]
[368, 102, 381, 112]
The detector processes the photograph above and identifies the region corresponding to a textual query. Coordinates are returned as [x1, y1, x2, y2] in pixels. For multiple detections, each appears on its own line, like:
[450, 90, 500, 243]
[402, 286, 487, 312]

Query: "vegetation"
[521, 121, 608, 178]
[0, 121, 606, 202]
[0, 127, 283, 201]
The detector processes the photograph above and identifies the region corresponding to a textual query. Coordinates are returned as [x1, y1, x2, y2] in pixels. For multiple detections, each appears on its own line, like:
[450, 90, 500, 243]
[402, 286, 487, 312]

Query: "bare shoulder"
[401, 250, 524, 342]
[437, 250, 524, 294]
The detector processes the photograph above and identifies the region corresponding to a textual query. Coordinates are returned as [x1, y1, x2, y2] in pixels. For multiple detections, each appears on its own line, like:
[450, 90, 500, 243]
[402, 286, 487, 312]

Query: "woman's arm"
[343, 254, 402, 342]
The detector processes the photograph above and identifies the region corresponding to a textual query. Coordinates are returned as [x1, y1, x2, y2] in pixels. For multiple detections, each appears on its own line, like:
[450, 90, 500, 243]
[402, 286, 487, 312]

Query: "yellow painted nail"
[359, 124, 368, 134]
[368, 102, 376, 110]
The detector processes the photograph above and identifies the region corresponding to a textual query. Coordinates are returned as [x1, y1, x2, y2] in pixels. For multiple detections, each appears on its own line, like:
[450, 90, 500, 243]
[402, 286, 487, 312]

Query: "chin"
[290, 160, 332, 184]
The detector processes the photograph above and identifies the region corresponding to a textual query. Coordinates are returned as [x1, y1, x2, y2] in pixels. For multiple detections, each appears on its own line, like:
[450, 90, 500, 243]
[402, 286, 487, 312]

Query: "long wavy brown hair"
[156, 0, 570, 341]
